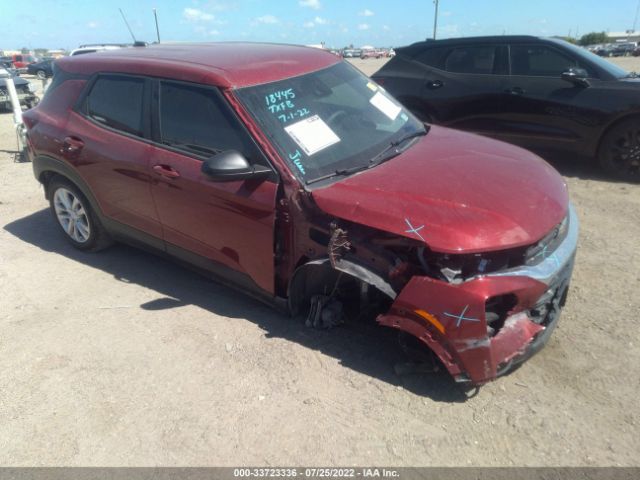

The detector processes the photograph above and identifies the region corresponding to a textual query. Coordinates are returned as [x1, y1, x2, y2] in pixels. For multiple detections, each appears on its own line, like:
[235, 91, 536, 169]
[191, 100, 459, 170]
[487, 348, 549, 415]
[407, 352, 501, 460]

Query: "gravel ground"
[0, 57, 638, 466]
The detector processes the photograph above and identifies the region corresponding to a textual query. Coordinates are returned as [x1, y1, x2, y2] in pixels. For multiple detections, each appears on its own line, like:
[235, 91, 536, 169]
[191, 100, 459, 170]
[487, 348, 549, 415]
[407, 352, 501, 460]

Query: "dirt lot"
[0, 57, 639, 466]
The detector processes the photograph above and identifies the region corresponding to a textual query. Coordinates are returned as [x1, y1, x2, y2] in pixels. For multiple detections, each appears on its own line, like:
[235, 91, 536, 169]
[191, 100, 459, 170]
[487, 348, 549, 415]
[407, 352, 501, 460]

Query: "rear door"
[66, 73, 162, 244]
[427, 44, 511, 134]
[149, 80, 279, 294]
[384, 44, 510, 134]
[498, 43, 603, 153]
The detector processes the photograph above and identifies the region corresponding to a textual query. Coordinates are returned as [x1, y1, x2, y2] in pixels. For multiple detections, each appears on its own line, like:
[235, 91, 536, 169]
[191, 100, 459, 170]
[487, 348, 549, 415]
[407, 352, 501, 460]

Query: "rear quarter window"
[444, 46, 498, 74]
[85, 75, 145, 136]
[412, 46, 449, 70]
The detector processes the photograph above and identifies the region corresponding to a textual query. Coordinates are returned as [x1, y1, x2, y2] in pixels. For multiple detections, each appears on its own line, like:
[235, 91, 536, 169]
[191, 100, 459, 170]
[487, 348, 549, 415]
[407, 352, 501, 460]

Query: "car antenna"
[153, 8, 161, 43]
[119, 8, 137, 43]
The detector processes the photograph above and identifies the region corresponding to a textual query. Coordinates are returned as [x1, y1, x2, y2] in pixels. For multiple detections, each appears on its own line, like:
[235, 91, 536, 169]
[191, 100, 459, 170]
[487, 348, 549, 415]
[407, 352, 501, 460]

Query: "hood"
[311, 126, 568, 254]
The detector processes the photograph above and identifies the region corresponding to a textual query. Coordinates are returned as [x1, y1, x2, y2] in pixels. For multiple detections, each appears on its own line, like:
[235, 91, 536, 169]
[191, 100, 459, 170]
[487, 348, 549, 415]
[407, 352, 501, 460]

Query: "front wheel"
[48, 178, 113, 251]
[598, 119, 640, 181]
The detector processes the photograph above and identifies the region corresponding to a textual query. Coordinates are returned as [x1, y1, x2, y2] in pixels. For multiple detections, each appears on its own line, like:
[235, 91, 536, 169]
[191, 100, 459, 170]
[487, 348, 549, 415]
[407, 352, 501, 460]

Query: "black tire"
[48, 177, 113, 251]
[597, 118, 640, 181]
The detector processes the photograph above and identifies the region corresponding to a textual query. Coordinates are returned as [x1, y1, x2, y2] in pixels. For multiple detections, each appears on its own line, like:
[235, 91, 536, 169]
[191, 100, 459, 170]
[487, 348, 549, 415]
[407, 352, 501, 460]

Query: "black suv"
[372, 36, 640, 179]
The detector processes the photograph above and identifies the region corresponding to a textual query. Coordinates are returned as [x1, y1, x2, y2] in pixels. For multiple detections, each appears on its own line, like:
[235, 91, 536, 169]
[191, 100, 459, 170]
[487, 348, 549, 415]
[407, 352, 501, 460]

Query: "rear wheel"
[598, 119, 640, 181]
[48, 177, 112, 251]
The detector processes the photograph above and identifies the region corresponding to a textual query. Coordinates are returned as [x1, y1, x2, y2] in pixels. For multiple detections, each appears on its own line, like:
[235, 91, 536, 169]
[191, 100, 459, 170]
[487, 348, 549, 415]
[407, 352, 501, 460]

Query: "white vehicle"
[69, 45, 123, 56]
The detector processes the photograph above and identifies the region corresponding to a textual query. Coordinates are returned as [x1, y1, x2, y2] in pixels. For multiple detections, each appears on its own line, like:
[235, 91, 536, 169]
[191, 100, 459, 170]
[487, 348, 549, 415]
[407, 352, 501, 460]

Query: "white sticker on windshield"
[284, 114, 340, 156]
[369, 91, 401, 121]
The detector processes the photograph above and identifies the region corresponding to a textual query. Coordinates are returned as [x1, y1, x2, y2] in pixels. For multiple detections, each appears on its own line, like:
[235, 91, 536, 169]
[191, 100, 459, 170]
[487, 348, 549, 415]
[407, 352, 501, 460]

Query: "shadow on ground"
[4, 209, 467, 402]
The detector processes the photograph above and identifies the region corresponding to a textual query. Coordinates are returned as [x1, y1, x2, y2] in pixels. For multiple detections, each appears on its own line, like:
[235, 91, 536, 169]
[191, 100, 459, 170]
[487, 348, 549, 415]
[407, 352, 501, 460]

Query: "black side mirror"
[201, 150, 271, 182]
[561, 68, 590, 87]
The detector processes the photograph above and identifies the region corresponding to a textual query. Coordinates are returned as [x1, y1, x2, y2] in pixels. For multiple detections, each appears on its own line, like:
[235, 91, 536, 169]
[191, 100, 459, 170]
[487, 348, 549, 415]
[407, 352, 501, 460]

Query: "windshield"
[235, 62, 425, 184]
[550, 39, 630, 79]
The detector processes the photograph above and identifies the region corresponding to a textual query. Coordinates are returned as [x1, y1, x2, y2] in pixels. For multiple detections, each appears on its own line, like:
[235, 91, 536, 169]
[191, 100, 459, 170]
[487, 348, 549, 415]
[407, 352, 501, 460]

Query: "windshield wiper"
[305, 127, 429, 186]
[368, 126, 430, 166]
[625, 71, 639, 78]
[305, 164, 370, 185]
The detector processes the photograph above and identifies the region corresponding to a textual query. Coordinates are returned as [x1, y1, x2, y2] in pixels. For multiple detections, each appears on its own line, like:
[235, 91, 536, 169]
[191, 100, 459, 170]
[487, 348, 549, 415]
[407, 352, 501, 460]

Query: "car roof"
[56, 42, 341, 89]
[397, 35, 549, 55]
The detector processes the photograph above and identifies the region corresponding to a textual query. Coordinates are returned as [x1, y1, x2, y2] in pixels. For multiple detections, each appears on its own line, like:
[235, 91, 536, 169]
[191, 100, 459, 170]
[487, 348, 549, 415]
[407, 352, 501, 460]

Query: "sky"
[3, 0, 640, 50]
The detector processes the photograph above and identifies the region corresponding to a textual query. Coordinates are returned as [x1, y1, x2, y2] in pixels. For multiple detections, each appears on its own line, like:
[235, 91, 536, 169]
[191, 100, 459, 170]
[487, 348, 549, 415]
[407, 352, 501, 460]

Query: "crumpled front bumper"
[378, 204, 579, 385]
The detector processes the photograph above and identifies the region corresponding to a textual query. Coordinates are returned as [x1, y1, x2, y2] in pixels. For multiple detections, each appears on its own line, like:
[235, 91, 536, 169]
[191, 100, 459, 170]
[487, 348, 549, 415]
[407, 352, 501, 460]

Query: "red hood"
[311, 126, 568, 254]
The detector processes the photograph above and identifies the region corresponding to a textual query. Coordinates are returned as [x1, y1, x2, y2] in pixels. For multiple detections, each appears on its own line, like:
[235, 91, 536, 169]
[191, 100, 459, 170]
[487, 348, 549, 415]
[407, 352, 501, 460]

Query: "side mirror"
[201, 150, 271, 182]
[561, 68, 590, 87]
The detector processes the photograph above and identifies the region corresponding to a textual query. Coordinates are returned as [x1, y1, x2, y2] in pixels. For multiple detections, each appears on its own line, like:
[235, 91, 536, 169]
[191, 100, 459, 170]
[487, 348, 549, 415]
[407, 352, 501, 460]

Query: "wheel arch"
[596, 112, 640, 156]
[286, 258, 397, 316]
[34, 155, 104, 217]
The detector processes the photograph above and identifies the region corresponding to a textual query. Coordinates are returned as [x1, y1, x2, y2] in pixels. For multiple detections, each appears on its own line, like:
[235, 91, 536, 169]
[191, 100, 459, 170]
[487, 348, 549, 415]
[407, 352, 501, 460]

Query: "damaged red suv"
[24, 43, 578, 386]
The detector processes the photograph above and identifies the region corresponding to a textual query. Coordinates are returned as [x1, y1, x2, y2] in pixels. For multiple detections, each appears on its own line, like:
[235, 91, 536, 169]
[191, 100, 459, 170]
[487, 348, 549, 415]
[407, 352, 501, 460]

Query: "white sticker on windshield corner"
[284, 115, 340, 156]
[370, 91, 401, 121]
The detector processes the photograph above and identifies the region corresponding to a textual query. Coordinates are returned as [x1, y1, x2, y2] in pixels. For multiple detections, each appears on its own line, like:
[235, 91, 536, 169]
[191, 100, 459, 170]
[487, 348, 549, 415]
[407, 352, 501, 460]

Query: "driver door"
[149, 79, 279, 294]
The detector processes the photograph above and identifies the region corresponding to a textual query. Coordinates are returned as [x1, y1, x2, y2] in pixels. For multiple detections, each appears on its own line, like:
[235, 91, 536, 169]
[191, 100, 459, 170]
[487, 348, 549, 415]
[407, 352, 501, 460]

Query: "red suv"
[23, 43, 578, 386]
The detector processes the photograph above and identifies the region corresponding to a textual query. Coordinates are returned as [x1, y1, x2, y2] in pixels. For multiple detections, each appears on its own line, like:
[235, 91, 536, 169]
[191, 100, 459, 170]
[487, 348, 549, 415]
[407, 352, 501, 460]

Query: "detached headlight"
[28, 82, 37, 93]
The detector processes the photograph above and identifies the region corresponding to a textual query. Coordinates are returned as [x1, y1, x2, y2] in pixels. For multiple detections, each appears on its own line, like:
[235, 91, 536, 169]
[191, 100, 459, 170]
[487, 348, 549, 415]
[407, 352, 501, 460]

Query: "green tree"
[579, 31, 608, 46]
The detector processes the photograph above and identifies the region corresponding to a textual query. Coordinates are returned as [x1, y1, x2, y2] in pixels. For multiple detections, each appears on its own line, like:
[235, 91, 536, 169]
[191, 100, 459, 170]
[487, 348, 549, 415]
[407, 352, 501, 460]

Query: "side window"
[510, 45, 584, 77]
[86, 75, 145, 136]
[444, 46, 497, 74]
[413, 47, 448, 70]
[15, 55, 23, 62]
[158, 81, 254, 159]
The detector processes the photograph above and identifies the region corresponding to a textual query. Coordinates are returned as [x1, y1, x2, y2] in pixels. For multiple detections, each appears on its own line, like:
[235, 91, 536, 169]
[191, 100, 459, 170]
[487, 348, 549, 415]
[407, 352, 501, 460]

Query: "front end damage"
[377, 204, 578, 385]
[290, 201, 578, 386]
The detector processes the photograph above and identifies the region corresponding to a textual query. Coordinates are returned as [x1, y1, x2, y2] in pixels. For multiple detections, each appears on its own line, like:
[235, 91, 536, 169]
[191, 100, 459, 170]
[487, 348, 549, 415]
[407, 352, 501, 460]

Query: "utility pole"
[633, 0, 640, 32]
[433, 0, 439, 40]
[153, 8, 161, 43]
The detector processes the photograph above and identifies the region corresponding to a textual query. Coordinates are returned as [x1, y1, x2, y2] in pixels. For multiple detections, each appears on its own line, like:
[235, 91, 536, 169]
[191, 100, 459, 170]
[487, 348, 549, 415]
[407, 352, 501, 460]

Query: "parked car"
[23, 43, 578, 387]
[69, 45, 123, 56]
[2, 53, 36, 72]
[27, 59, 54, 79]
[360, 49, 383, 59]
[611, 42, 636, 57]
[372, 35, 640, 179]
[0, 59, 19, 77]
[594, 44, 615, 57]
[342, 48, 362, 58]
[0, 68, 39, 110]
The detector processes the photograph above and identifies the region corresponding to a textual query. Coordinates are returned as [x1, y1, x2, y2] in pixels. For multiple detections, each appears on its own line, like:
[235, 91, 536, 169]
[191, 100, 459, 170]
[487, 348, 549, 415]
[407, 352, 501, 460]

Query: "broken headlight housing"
[524, 214, 569, 266]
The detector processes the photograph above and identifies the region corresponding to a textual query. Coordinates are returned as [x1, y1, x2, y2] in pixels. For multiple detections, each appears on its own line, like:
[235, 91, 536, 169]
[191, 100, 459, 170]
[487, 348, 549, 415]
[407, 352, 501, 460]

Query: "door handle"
[61, 136, 84, 156]
[427, 79, 444, 89]
[505, 86, 526, 95]
[153, 164, 181, 179]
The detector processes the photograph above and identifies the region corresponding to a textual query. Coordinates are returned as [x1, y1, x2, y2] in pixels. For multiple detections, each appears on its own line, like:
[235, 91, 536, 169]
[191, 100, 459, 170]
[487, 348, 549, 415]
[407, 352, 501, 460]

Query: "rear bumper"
[378, 204, 578, 385]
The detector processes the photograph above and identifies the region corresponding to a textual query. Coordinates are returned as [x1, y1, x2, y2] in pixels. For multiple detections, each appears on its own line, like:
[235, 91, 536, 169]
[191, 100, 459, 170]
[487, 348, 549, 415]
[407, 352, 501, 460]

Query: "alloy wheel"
[53, 188, 91, 243]
[606, 125, 640, 178]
